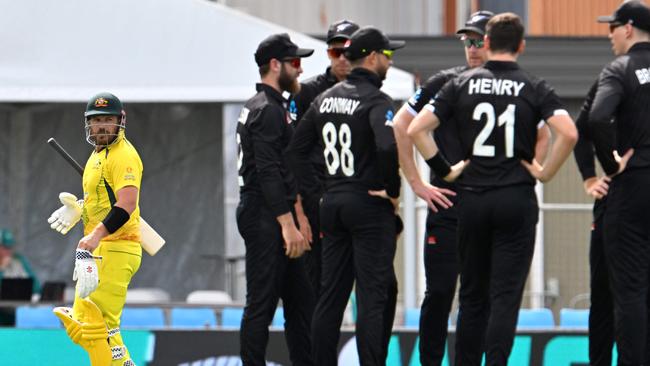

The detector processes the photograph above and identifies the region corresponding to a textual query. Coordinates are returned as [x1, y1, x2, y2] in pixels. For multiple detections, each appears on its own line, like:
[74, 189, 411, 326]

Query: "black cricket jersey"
[290, 68, 340, 198]
[574, 79, 616, 220]
[574, 79, 618, 180]
[288, 68, 401, 198]
[429, 60, 568, 190]
[590, 42, 650, 175]
[406, 66, 467, 188]
[294, 67, 339, 121]
[237, 83, 296, 216]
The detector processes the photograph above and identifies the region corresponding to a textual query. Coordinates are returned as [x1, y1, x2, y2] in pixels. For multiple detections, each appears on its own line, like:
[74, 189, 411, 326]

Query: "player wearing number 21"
[288, 26, 405, 365]
[408, 13, 577, 365]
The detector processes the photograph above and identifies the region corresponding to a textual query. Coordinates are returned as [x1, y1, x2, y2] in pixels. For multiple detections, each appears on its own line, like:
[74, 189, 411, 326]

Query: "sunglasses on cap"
[461, 36, 484, 49]
[380, 49, 394, 59]
[327, 47, 346, 58]
[282, 58, 301, 68]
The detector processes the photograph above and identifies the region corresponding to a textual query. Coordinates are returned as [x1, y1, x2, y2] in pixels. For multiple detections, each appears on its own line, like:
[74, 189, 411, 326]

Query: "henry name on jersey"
[468, 78, 526, 96]
[319, 97, 361, 115]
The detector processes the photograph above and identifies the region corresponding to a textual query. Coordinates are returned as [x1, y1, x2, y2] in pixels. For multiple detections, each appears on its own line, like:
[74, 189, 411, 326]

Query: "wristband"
[102, 206, 130, 234]
[425, 153, 451, 178]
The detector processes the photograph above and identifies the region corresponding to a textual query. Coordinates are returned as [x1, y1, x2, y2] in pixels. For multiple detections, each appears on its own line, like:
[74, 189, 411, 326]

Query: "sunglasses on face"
[282, 58, 301, 68]
[609, 22, 625, 33]
[461, 37, 485, 49]
[327, 47, 346, 58]
[380, 49, 394, 59]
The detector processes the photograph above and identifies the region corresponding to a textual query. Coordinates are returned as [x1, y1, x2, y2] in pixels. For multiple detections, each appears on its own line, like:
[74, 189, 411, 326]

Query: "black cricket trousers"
[454, 184, 538, 366]
[303, 193, 323, 298]
[236, 194, 315, 366]
[589, 199, 615, 366]
[419, 202, 459, 366]
[603, 168, 650, 366]
[312, 191, 397, 366]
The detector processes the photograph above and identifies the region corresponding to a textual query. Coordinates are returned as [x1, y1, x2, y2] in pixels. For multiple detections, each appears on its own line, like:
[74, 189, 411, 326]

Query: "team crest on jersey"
[94, 98, 109, 108]
[385, 109, 395, 127]
[288, 100, 298, 122]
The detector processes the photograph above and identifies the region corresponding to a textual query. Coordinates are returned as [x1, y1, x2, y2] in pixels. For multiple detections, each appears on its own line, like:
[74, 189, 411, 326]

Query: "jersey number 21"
[472, 103, 516, 158]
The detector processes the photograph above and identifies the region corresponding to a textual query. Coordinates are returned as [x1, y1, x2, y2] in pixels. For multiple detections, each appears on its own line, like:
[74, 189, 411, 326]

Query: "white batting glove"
[48, 192, 83, 235]
[73, 249, 100, 298]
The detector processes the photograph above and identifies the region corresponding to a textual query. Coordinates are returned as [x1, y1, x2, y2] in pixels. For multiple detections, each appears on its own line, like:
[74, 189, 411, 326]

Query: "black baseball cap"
[597, 0, 650, 33]
[457, 10, 495, 36]
[344, 26, 405, 61]
[326, 20, 360, 44]
[254, 33, 314, 67]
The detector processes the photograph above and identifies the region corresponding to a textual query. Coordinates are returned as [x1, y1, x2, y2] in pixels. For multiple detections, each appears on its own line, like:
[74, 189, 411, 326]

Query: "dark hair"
[258, 63, 271, 77]
[486, 12, 524, 54]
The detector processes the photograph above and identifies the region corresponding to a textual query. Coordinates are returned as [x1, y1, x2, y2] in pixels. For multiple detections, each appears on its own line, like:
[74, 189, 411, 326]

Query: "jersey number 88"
[323, 122, 355, 177]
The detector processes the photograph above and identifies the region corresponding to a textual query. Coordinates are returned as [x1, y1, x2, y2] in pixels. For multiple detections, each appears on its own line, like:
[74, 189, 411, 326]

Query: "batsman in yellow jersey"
[48, 92, 143, 366]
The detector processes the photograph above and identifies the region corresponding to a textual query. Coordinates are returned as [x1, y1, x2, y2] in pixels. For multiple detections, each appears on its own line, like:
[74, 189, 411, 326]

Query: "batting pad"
[53, 298, 112, 366]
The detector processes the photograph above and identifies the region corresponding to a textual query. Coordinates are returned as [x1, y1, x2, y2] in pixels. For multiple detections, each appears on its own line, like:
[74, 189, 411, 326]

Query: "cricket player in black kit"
[236, 33, 315, 366]
[573, 79, 619, 366]
[590, 2, 650, 364]
[292, 19, 360, 297]
[287, 26, 405, 365]
[393, 12, 493, 365]
[408, 13, 577, 365]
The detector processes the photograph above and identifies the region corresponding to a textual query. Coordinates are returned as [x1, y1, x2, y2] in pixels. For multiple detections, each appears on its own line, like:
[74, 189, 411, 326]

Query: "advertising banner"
[150, 329, 602, 366]
[0, 329, 155, 365]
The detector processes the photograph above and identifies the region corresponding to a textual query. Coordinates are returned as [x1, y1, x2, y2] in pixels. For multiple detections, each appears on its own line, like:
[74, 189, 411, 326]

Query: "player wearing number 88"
[408, 13, 577, 365]
[287, 26, 404, 365]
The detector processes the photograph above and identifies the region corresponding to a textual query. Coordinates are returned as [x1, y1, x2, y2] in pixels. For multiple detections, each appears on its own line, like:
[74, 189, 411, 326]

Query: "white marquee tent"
[0, 0, 414, 102]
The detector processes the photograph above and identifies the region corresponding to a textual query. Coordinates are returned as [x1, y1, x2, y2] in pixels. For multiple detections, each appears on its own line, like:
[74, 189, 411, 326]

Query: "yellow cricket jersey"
[82, 130, 143, 253]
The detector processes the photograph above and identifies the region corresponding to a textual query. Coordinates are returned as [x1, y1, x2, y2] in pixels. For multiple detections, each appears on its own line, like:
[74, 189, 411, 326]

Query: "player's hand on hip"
[47, 192, 83, 235]
[521, 159, 548, 182]
[368, 190, 399, 211]
[411, 180, 456, 212]
[584, 176, 610, 199]
[612, 149, 634, 176]
[443, 160, 469, 183]
[282, 224, 307, 259]
[73, 249, 100, 298]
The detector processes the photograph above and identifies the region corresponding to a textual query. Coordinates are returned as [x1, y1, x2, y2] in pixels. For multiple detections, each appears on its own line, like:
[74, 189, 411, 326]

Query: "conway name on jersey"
[289, 68, 400, 198]
[427, 61, 568, 189]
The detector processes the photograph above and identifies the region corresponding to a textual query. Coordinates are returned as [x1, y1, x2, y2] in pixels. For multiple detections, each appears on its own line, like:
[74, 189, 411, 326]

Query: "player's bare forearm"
[535, 124, 551, 164]
[538, 115, 578, 182]
[294, 195, 312, 244]
[78, 223, 109, 251]
[394, 106, 422, 186]
[407, 110, 440, 160]
[394, 107, 455, 210]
